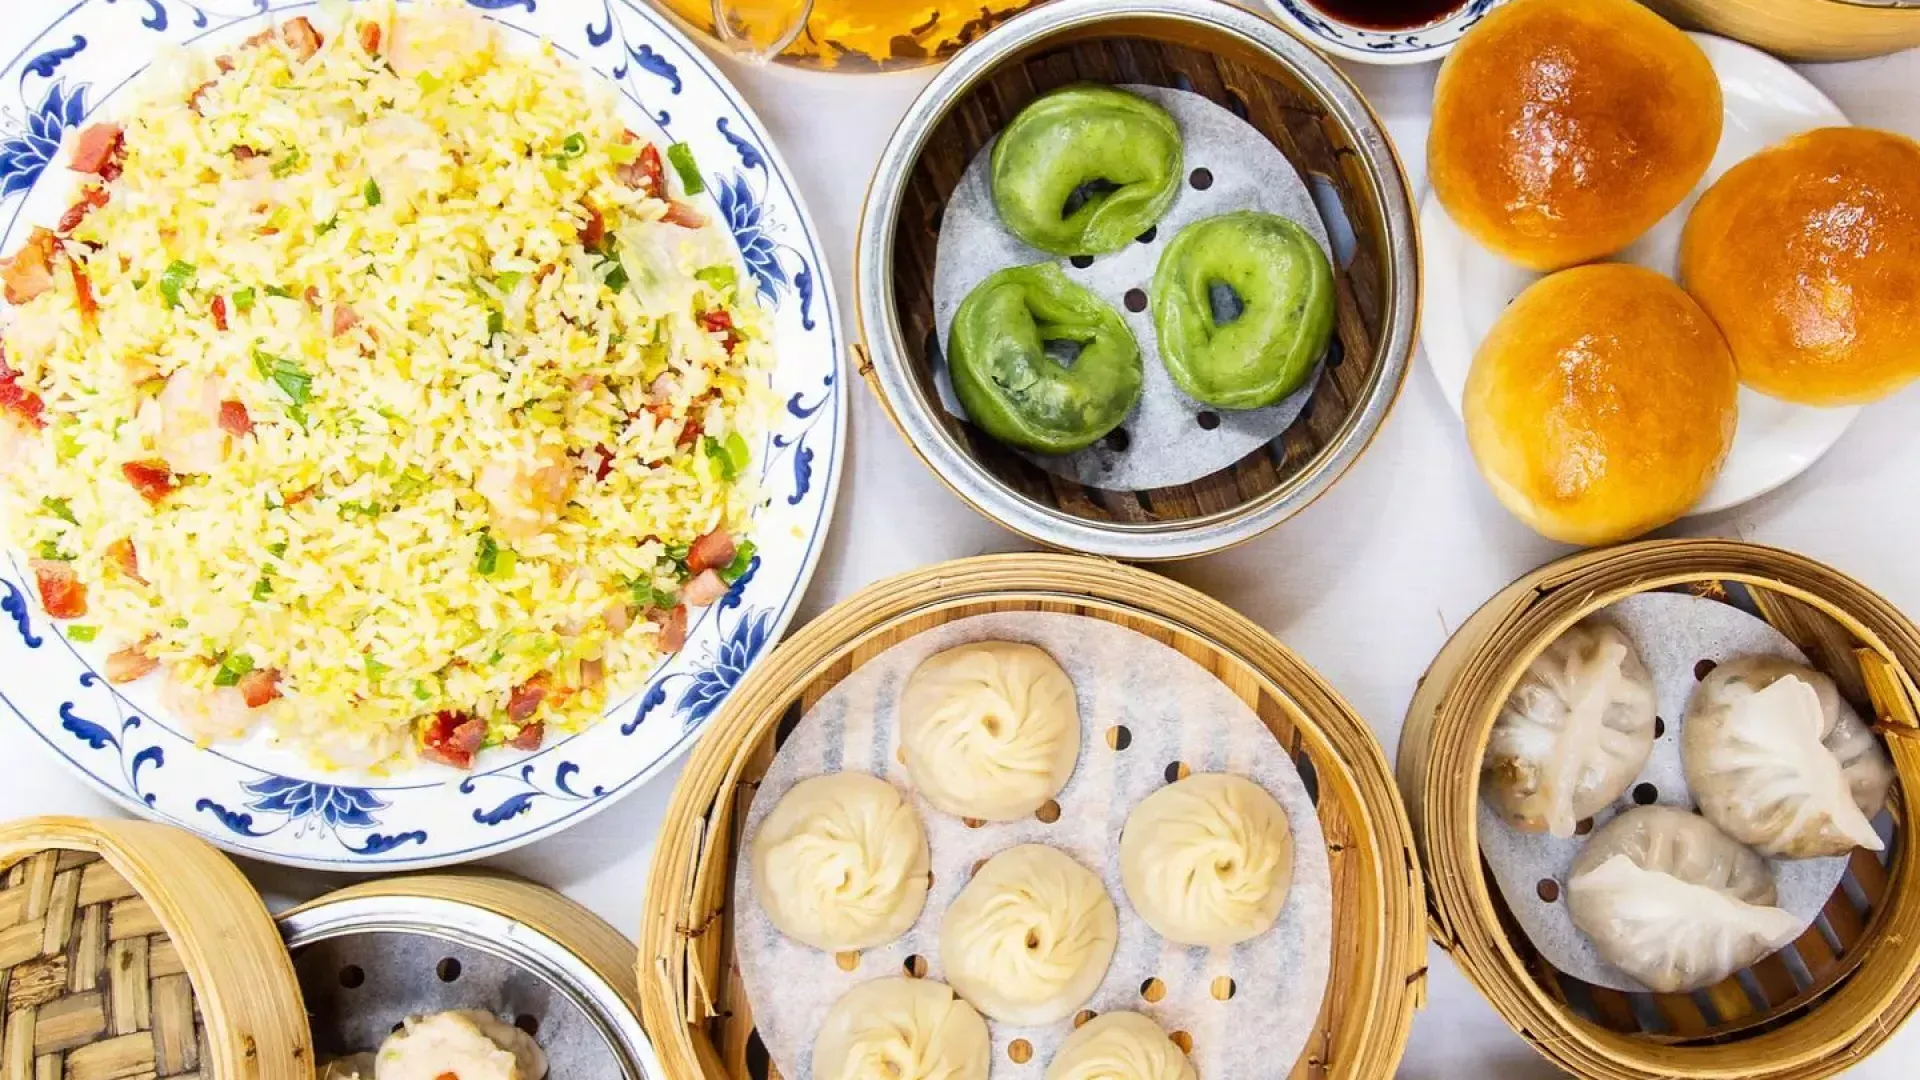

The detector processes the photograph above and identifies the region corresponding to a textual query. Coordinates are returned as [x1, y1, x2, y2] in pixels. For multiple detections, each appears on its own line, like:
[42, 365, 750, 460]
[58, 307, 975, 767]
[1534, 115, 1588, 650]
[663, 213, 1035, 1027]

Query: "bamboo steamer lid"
[1399, 539, 1920, 1080]
[639, 553, 1427, 1080]
[0, 816, 311, 1080]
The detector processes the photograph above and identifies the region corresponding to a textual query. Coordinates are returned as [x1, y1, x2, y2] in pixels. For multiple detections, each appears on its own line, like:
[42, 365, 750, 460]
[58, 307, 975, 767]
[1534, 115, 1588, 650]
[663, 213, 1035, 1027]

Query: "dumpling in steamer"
[941, 845, 1118, 1025]
[1682, 657, 1894, 858]
[812, 978, 990, 1080]
[900, 641, 1082, 821]
[751, 773, 931, 952]
[1567, 806, 1802, 993]
[1482, 621, 1657, 837]
[375, 1010, 548, 1080]
[1119, 773, 1294, 947]
[1045, 1011, 1197, 1080]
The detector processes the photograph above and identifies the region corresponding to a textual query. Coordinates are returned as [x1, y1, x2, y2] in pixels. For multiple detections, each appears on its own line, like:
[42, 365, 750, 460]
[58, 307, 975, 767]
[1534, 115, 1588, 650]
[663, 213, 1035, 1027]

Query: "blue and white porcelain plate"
[1262, 0, 1504, 65]
[0, 0, 844, 869]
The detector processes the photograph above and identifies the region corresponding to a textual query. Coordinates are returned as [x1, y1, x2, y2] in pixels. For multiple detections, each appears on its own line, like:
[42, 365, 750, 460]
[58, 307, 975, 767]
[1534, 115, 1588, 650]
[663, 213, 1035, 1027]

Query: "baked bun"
[1429, 0, 1722, 272]
[1465, 264, 1737, 545]
[1680, 127, 1920, 406]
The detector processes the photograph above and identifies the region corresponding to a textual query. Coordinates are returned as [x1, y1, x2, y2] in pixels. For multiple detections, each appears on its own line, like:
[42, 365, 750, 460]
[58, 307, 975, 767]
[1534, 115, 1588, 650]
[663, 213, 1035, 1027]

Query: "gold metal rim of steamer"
[637, 553, 1428, 1080]
[1400, 538, 1920, 1080]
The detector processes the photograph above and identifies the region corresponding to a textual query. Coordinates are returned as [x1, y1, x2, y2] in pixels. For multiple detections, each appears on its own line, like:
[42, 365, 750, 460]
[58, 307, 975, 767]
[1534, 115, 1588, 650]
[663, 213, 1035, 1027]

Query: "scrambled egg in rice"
[0, 2, 772, 770]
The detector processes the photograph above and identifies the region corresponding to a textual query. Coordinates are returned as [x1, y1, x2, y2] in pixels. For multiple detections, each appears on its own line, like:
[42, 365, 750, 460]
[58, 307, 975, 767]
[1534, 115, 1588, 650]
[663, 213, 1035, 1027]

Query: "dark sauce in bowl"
[1303, 0, 1469, 30]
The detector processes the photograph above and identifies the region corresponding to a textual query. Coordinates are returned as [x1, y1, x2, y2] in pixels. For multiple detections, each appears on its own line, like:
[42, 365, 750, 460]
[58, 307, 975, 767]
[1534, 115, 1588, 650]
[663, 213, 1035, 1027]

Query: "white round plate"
[0, 0, 845, 869]
[1420, 33, 1859, 516]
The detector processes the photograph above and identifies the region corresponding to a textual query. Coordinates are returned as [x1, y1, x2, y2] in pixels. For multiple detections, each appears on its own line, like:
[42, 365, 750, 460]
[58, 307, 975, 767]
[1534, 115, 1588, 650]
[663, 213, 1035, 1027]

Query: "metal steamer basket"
[854, 0, 1419, 560]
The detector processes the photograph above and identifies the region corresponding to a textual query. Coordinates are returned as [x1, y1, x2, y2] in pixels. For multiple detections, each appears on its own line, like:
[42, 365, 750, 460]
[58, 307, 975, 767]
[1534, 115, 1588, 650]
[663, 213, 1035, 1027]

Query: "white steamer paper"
[1478, 591, 1859, 992]
[733, 612, 1333, 1079]
[931, 85, 1334, 490]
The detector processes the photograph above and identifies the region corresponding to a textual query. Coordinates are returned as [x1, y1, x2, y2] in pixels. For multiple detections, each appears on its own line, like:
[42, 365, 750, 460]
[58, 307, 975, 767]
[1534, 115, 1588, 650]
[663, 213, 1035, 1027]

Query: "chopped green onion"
[315, 216, 339, 234]
[41, 497, 78, 525]
[212, 652, 255, 687]
[365, 656, 390, 679]
[36, 541, 69, 561]
[723, 431, 751, 477]
[53, 428, 82, 462]
[363, 178, 382, 207]
[703, 432, 750, 481]
[232, 286, 256, 313]
[492, 548, 517, 578]
[662, 543, 692, 582]
[264, 284, 296, 299]
[414, 71, 444, 93]
[667, 142, 704, 195]
[548, 132, 588, 167]
[253, 348, 313, 406]
[411, 680, 432, 701]
[338, 500, 383, 519]
[159, 260, 195, 308]
[267, 541, 288, 558]
[600, 256, 629, 292]
[269, 149, 303, 178]
[252, 578, 272, 601]
[628, 579, 677, 610]
[486, 310, 505, 338]
[720, 539, 757, 583]
[695, 265, 736, 293]
[476, 531, 499, 575]
[493, 270, 525, 293]
[608, 140, 641, 165]
[66, 625, 98, 643]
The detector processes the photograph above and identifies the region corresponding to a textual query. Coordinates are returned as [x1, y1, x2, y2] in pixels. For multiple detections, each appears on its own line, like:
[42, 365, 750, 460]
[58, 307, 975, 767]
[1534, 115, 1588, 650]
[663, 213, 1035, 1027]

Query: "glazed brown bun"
[1429, 0, 1723, 272]
[1680, 127, 1920, 406]
[1465, 265, 1737, 546]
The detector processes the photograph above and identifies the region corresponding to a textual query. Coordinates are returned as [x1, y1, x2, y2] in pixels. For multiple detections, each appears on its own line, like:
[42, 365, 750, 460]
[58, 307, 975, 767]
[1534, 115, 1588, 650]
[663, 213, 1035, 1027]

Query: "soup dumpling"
[1045, 1011, 1196, 1080]
[813, 978, 989, 1080]
[1120, 773, 1293, 948]
[751, 773, 931, 952]
[900, 641, 1081, 821]
[1482, 620, 1657, 837]
[941, 845, 1117, 1025]
[1683, 656, 1894, 858]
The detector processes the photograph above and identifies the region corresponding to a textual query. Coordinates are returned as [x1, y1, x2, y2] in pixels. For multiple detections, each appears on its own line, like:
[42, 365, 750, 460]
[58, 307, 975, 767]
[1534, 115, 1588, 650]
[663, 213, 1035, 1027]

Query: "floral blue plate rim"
[1260, 0, 1505, 65]
[0, 0, 845, 869]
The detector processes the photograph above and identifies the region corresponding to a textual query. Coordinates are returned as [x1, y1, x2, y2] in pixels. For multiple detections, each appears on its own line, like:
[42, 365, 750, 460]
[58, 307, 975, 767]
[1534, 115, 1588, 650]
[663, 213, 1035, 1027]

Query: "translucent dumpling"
[1567, 806, 1802, 993]
[1482, 621, 1657, 837]
[1682, 656, 1894, 858]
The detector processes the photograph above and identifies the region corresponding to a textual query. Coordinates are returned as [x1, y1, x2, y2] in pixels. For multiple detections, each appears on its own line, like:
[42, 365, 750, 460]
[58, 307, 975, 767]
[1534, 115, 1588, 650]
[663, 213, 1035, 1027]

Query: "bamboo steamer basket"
[1644, 0, 1920, 61]
[0, 816, 310, 1080]
[854, 0, 1418, 560]
[640, 553, 1427, 1079]
[1399, 539, 1920, 1080]
[281, 872, 660, 1077]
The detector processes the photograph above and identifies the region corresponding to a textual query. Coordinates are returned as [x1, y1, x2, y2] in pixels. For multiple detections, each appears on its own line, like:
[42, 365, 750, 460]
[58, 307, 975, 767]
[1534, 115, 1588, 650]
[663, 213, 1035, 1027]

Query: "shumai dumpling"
[751, 773, 931, 951]
[900, 641, 1082, 821]
[1682, 656, 1894, 857]
[1482, 620, 1657, 837]
[1120, 773, 1293, 947]
[1567, 806, 1801, 993]
[813, 978, 990, 1080]
[1045, 1011, 1196, 1080]
[941, 845, 1117, 1025]
[375, 1010, 548, 1080]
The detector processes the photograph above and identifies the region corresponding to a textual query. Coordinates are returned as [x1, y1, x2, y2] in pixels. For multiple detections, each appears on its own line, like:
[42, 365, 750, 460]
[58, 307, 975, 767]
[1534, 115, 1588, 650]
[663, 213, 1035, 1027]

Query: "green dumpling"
[948, 263, 1144, 455]
[1151, 211, 1335, 410]
[990, 85, 1183, 257]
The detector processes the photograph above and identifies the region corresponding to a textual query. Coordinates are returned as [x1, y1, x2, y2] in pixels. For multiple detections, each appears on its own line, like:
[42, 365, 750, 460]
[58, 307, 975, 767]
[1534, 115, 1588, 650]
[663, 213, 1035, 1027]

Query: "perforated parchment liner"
[732, 612, 1333, 1079]
[1478, 592, 1857, 993]
[931, 85, 1333, 490]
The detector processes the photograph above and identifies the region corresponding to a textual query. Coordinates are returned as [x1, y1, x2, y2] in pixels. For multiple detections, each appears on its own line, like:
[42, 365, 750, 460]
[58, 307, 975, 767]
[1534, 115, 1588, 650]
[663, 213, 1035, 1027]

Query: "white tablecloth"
[4, 17, 1917, 1080]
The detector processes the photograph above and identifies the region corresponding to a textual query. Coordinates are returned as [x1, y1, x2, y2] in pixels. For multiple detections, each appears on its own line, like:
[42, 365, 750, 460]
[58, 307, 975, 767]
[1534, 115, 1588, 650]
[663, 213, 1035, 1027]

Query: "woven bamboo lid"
[0, 816, 311, 1080]
[640, 553, 1426, 1080]
[1400, 539, 1920, 1080]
